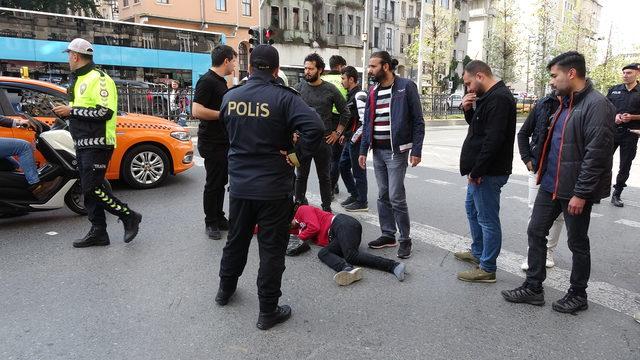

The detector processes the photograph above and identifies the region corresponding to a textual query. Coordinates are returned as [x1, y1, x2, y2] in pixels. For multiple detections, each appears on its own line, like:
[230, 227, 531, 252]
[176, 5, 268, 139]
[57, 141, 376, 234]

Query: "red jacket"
[293, 205, 334, 247]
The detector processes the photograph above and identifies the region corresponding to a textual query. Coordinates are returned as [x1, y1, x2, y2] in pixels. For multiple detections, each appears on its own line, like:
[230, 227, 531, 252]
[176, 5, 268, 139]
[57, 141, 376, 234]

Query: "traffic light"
[264, 28, 275, 45]
[249, 26, 261, 46]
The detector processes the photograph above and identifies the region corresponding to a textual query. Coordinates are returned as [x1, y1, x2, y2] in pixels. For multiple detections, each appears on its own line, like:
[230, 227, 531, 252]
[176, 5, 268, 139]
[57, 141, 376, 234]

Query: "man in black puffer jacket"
[502, 51, 615, 315]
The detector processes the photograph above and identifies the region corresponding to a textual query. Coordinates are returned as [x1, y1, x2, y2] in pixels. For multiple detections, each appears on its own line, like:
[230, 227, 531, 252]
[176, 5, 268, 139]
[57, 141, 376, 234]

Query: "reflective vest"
[321, 72, 348, 114]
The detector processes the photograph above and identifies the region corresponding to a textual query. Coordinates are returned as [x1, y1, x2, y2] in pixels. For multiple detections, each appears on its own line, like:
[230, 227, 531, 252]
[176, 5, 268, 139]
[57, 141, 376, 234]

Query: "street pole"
[362, 0, 371, 90]
[525, 36, 531, 96]
[416, 0, 426, 92]
[259, 0, 264, 43]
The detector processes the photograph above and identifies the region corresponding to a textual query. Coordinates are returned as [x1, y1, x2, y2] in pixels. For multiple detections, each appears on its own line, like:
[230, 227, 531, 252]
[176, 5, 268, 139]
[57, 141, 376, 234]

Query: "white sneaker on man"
[521, 250, 555, 271]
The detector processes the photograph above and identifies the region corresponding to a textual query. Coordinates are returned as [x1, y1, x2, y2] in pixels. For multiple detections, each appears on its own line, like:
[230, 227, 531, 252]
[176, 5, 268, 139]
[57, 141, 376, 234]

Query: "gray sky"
[597, 0, 639, 56]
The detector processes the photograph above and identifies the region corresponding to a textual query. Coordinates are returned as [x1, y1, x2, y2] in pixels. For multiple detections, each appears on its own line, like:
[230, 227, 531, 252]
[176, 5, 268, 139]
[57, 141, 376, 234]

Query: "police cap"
[622, 63, 640, 71]
[250, 45, 279, 70]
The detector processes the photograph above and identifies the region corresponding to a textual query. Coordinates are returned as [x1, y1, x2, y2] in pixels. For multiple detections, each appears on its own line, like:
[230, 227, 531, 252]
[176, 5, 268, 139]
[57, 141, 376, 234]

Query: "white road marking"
[405, 174, 419, 179]
[506, 196, 529, 204]
[615, 219, 640, 228]
[45, 231, 58, 236]
[425, 179, 453, 186]
[307, 192, 640, 317]
[590, 212, 604, 218]
[508, 179, 529, 186]
[194, 155, 204, 167]
[366, 166, 375, 171]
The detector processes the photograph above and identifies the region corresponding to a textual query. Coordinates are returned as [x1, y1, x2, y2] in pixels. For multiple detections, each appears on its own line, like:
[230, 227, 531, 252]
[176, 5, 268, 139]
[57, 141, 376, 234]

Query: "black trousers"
[613, 130, 638, 196]
[218, 196, 293, 313]
[525, 190, 593, 294]
[318, 214, 397, 273]
[77, 148, 131, 229]
[330, 141, 344, 191]
[203, 145, 228, 227]
[295, 141, 332, 208]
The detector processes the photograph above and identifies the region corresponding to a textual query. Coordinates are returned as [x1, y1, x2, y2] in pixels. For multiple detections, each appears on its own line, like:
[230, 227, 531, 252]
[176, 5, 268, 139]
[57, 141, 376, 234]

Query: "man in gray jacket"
[502, 51, 615, 314]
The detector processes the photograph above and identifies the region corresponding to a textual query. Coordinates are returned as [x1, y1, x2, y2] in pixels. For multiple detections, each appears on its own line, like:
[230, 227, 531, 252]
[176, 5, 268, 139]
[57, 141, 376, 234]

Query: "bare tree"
[485, 0, 519, 84]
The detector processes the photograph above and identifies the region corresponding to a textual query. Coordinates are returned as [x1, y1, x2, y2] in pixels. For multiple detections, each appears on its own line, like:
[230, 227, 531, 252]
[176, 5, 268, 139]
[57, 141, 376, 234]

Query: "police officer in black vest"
[215, 45, 324, 330]
[607, 63, 640, 207]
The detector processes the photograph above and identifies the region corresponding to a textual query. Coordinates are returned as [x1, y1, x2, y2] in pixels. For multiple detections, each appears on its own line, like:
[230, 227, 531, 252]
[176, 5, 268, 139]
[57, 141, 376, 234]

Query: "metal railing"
[116, 84, 196, 127]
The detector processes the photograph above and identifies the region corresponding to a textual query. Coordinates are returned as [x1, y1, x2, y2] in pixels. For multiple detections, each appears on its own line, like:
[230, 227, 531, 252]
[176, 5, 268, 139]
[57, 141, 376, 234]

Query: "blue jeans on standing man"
[465, 175, 509, 273]
[0, 138, 39, 184]
[373, 148, 410, 243]
[339, 141, 368, 204]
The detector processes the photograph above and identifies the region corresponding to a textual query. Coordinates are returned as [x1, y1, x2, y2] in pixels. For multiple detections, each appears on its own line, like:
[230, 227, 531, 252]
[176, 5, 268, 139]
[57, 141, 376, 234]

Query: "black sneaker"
[121, 211, 142, 243]
[286, 241, 310, 256]
[333, 184, 339, 195]
[256, 305, 292, 330]
[322, 205, 333, 213]
[207, 225, 222, 240]
[397, 241, 412, 259]
[218, 217, 230, 231]
[501, 285, 545, 306]
[73, 227, 110, 248]
[611, 195, 624, 207]
[368, 236, 397, 249]
[340, 196, 357, 207]
[344, 201, 368, 212]
[552, 291, 588, 314]
[215, 287, 235, 306]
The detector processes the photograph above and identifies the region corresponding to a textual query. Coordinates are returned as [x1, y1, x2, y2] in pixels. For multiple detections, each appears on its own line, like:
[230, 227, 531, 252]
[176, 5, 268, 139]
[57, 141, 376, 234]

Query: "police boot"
[121, 211, 143, 243]
[256, 305, 292, 330]
[73, 227, 110, 248]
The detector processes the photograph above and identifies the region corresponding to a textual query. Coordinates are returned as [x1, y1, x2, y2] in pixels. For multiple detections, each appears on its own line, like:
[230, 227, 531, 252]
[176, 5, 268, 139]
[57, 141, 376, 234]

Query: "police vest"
[70, 68, 118, 147]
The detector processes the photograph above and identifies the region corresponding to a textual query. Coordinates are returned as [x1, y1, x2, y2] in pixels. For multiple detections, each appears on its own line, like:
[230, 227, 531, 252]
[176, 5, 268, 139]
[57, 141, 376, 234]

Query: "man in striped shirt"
[358, 51, 425, 259]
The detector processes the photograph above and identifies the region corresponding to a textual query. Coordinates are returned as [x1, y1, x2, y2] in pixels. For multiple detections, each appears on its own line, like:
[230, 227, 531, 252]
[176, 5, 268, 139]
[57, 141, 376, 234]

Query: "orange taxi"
[0, 77, 194, 189]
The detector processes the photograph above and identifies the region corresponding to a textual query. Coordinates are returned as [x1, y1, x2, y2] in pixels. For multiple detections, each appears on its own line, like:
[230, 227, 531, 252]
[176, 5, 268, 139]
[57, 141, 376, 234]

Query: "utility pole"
[362, 0, 371, 91]
[525, 35, 532, 96]
[416, 0, 426, 92]
[604, 22, 612, 65]
[259, 0, 264, 43]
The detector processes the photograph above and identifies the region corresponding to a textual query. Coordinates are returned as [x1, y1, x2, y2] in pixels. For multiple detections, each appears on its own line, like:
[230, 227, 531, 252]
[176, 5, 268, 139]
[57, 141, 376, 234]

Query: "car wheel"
[64, 179, 112, 215]
[122, 144, 170, 189]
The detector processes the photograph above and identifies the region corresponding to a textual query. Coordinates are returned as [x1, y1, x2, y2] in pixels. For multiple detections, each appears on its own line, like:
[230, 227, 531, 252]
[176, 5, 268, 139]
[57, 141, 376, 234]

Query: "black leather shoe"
[256, 305, 292, 330]
[121, 211, 142, 243]
[73, 227, 110, 248]
[286, 241, 310, 256]
[611, 195, 624, 207]
[215, 287, 235, 306]
[217, 217, 230, 231]
[207, 225, 222, 240]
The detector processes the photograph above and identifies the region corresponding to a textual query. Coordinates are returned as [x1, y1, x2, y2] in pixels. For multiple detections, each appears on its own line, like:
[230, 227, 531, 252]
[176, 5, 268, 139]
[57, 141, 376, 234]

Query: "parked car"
[0, 76, 194, 189]
[445, 93, 463, 110]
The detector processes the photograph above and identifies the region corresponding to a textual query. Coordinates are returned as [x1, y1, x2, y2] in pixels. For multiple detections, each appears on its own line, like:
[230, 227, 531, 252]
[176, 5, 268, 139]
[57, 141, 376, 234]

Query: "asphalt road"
[1, 124, 638, 359]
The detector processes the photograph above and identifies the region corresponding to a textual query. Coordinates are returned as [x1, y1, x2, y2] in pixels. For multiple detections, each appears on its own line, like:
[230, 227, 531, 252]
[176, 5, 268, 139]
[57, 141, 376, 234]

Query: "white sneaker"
[334, 267, 363, 286]
[545, 250, 555, 268]
[521, 260, 529, 271]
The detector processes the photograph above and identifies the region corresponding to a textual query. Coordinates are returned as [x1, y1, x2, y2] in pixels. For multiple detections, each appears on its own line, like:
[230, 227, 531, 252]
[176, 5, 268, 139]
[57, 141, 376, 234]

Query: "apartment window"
[374, 27, 379, 48]
[283, 7, 288, 29]
[293, 8, 300, 30]
[400, 33, 405, 53]
[441, 0, 449, 8]
[390, 1, 395, 21]
[348, 15, 353, 35]
[338, 14, 344, 36]
[303, 9, 310, 31]
[356, 16, 361, 36]
[142, 32, 155, 49]
[242, 0, 251, 16]
[157, 0, 169, 3]
[327, 13, 334, 35]
[271, 7, 279, 28]
[401, 1, 406, 19]
[375, 0, 380, 18]
[408, 4, 414, 17]
[123, 0, 129, 6]
[216, 0, 226, 11]
[407, 34, 412, 44]
[134, 0, 140, 3]
[386, 28, 392, 51]
[238, 43, 248, 71]
[178, 33, 191, 52]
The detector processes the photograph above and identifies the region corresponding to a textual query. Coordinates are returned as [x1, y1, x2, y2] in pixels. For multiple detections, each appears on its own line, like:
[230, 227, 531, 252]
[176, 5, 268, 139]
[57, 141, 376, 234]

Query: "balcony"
[406, 17, 419, 28]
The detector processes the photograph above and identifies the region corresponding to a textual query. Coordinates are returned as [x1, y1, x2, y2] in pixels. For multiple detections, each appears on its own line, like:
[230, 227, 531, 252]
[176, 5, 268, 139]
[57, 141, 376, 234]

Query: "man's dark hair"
[371, 51, 398, 71]
[304, 53, 325, 71]
[341, 65, 359, 83]
[329, 55, 347, 70]
[546, 51, 586, 78]
[211, 45, 237, 67]
[464, 60, 493, 77]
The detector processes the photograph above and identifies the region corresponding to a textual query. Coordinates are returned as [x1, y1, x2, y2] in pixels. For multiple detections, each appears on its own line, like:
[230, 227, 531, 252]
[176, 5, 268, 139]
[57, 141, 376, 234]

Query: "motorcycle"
[0, 114, 110, 217]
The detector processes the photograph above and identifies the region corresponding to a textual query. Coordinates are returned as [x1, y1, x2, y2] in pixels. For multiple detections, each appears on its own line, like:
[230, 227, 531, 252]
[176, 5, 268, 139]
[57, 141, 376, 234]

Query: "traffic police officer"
[215, 45, 324, 330]
[606, 63, 640, 207]
[53, 38, 142, 248]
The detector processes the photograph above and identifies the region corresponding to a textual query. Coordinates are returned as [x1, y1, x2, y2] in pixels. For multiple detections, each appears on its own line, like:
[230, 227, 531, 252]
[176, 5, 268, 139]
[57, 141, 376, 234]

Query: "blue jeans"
[339, 141, 368, 203]
[465, 175, 509, 273]
[0, 138, 39, 185]
[373, 149, 410, 242]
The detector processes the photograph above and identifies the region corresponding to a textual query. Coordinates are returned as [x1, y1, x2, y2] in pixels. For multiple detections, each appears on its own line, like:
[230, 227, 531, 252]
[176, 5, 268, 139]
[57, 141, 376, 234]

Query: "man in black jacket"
[454, 60, 516, 283]
[517, 93, 564, 270]
[502, 51, 615, 314]
[216, 45, 324, 330]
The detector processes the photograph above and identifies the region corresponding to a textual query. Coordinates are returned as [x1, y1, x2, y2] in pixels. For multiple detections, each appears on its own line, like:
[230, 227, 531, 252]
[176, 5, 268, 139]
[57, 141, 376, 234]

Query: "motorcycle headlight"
[170, 131, 190, 141]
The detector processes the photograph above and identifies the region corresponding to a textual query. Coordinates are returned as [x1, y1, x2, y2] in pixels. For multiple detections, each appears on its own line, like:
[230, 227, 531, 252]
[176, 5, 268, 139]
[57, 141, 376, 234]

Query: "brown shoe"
[454, 250, 480, 265]
[30, 177, 63, 201]
[457, 267, 496, 283]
